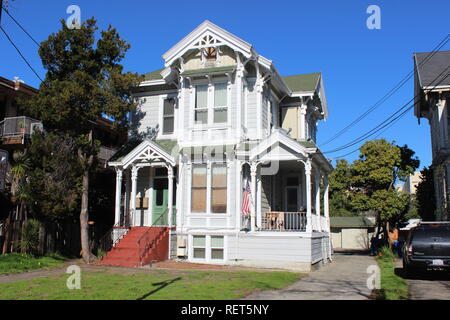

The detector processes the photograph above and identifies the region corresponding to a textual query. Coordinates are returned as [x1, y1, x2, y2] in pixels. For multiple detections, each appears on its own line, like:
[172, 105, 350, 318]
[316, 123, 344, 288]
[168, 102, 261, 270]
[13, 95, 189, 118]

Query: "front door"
[285, 186, 298, 212]
[152, 178, 168, 225]
[151, 175, 176, 226]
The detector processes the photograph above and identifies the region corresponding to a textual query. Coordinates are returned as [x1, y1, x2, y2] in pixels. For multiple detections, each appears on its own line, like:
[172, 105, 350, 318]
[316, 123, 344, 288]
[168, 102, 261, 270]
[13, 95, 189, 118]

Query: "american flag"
[241, 180, 251, 216]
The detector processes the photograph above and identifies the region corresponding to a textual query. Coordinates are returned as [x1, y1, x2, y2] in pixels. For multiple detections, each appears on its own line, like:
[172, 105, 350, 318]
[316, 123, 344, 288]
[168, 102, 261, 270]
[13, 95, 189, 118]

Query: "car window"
[411, 226, 450, 242]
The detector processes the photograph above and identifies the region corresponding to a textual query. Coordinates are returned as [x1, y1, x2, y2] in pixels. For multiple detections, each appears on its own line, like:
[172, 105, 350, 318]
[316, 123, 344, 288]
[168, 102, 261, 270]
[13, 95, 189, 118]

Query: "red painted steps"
[98, 226, 170, 267]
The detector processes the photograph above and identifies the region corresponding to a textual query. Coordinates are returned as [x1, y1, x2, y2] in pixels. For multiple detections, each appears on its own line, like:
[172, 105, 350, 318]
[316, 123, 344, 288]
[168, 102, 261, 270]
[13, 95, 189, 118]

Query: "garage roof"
[330, 217, 375, 228]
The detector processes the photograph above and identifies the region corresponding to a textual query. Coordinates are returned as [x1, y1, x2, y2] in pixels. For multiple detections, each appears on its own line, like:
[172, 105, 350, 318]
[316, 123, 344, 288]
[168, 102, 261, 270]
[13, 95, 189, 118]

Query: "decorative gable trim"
[248, 130, 311, 161]
[110, 139, 177, 168]
[162, 20, 253, 67]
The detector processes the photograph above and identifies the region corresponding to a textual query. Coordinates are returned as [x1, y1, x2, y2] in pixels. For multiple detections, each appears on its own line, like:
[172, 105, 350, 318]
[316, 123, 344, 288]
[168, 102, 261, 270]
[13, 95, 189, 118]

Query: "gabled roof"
[162, 20, 254, 67]
[282, 73, 321, 93]
[247, 129, 310, 161]
[109, 139, 177, 168]
[414, 50, 450, 89]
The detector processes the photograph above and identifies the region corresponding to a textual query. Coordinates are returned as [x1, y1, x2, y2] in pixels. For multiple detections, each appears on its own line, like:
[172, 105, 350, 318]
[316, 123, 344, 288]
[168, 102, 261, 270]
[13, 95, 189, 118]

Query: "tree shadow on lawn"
[136, 277, 182, 300]
[395, 267, 450, 281]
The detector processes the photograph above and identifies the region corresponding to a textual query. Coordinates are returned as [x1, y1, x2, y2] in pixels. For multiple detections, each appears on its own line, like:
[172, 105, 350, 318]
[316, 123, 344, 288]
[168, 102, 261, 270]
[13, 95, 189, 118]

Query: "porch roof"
[236, 130, 333, 172]
[108, 138, 178, 168]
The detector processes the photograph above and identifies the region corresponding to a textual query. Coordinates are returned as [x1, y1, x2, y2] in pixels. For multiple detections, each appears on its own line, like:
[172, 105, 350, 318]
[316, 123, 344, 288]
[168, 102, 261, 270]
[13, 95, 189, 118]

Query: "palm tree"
[2, 151, 31, 254]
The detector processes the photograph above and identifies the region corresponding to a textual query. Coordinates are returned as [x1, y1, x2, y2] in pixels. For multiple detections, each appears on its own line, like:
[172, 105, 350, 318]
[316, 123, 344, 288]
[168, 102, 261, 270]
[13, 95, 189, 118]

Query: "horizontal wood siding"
[227, 235, 312, 263]
[246, 80, 257, 138]
[134, 95, 160, 134]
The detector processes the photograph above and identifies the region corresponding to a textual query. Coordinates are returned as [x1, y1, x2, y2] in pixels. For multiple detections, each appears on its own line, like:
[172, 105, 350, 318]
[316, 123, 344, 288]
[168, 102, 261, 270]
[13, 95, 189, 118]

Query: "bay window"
[211, 164, 227, 213]
[191, 164, 207, 212]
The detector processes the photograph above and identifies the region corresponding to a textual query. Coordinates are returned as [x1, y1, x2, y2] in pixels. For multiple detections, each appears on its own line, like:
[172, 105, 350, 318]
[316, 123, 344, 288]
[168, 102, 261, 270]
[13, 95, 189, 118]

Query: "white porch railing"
[261, 211, 307, 231]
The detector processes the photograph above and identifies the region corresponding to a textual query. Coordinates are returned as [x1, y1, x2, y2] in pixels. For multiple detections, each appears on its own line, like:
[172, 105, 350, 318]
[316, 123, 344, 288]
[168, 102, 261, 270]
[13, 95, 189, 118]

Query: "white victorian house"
[103, 21, 333, 271]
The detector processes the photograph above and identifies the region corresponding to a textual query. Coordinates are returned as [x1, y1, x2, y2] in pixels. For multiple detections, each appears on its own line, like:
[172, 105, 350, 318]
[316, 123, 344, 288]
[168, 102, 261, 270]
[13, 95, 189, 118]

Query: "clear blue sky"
[1, 0, 449, 169]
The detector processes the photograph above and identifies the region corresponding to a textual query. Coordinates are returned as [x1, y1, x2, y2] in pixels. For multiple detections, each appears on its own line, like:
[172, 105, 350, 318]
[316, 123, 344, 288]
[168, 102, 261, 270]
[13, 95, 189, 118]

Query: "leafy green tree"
[329, 159, 357, 216]
[20, 18, 142, 262]
[348, 139, 420, 242]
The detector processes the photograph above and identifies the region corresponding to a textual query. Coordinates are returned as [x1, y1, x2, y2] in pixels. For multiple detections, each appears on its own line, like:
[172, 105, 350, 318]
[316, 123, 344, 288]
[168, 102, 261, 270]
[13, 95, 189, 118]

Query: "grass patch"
[0, 269, 301, 300]
[375, 247, 408, 300]
[0, 253, 66, 275]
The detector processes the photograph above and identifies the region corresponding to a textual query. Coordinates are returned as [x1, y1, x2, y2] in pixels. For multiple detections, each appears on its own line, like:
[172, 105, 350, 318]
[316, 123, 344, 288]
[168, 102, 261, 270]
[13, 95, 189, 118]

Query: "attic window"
[205, 47, 217, 61]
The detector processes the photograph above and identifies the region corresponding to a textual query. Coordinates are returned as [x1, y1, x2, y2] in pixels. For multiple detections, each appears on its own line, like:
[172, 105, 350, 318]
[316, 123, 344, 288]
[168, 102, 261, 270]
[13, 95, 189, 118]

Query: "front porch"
[109, 139, 178, 229]
[237, 130, 332, 235]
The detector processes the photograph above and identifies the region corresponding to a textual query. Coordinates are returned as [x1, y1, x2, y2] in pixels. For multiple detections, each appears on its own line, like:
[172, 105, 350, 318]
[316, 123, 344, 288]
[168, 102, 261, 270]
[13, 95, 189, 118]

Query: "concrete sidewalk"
[243, 252, 376, 300]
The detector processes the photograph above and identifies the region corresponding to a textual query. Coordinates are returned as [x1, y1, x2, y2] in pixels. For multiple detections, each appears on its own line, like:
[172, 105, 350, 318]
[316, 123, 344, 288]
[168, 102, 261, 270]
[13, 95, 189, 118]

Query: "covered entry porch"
[108, 139, 178, 228]
[237, 129, 333, 234]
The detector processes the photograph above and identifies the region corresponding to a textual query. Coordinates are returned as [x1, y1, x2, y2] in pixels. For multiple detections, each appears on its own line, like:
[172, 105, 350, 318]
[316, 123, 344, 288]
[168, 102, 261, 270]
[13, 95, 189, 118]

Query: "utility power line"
[327, 67, 450, 158]
[1, 7, 40, 47]
[0, 25, 43, 82]
[320, 33, 450, 147]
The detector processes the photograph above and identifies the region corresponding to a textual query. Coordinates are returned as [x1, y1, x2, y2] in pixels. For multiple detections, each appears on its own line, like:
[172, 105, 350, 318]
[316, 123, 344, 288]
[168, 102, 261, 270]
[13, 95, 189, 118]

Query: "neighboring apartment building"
[395, 171, 422, 195]
[105, 21, 333, 271]
[414, 50, 450, 221]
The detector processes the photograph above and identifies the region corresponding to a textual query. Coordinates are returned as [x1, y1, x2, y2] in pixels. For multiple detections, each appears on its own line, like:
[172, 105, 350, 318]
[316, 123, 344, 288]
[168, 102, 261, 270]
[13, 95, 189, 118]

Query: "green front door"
[151, 177, 176, 226]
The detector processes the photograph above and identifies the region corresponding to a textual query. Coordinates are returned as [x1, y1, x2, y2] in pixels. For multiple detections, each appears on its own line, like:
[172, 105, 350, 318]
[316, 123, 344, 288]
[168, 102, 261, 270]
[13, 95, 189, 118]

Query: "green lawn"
[0, 268, 300, 300]
[375, 247, 408, 300]
[0, 253, 66, 275]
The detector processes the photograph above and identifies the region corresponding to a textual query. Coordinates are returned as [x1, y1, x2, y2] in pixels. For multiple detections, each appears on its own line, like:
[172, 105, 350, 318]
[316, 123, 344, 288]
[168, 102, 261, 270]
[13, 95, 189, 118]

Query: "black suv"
[403, 223, 450, 272]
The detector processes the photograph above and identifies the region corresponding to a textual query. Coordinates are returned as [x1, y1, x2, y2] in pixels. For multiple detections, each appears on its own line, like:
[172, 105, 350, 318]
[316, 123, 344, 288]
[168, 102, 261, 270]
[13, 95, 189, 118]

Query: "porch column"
[315, 168, 321, 232]
[299, 103, 307, 140]
[250, 162, 258, 230]
[114, 167, 123, 226]
[305, 159, 312, 233]
[324, 175, 330, 232]
[131, 165, 139, 227]
[168, 165, 174, 228]
[124, 169, 130, 225]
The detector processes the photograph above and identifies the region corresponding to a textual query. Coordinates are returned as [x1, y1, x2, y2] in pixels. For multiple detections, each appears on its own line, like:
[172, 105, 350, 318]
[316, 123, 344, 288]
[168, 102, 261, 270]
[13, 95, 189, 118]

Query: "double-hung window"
[195, 85, 208, 124]
[162, 98, 175, 134]
[213, 83, 227, 123]
[193, 235, 206, 259]
[210, 236, 224, 260]
[194, 82, 228, 125]
[191, 164, 207, 212]
[211, 163, 227, 213]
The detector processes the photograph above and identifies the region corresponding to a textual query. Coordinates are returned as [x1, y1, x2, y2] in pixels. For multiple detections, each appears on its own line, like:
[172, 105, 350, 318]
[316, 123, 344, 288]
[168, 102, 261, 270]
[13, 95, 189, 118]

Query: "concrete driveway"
[243, 251, 376, 300]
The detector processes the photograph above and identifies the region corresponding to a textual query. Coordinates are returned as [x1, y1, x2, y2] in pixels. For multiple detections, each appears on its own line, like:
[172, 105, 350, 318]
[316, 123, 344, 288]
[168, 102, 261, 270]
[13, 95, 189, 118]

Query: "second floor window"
[162, 98, 175, 134]
[213, 83, 227, 123]
[195, 85, 208, 124]
[194, 83, 228, 125]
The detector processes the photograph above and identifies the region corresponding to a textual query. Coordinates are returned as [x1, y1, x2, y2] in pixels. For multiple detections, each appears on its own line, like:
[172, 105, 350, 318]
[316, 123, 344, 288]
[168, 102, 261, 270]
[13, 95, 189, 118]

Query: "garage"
[330, 217, 376, 250]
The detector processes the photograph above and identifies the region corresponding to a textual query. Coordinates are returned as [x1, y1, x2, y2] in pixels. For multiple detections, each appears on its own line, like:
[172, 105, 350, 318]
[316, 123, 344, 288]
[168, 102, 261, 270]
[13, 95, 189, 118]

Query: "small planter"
[18, 122, 26, 134]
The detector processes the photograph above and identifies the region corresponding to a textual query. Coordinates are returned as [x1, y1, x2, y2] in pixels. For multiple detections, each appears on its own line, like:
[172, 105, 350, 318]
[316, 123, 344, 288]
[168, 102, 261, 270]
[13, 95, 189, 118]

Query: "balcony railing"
[261, 211, 307, 231]
[0, 116, 42, 138]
